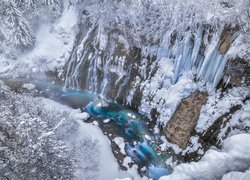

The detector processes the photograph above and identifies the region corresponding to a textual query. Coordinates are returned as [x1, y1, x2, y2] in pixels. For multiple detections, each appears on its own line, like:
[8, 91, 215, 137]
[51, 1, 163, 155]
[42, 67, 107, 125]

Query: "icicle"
[192, 25, 203, 66]
[172, 55, 182, 84]
[197, 40, 219, 80]
[213, 55, 229, 88]
[172, 34, 193, 84]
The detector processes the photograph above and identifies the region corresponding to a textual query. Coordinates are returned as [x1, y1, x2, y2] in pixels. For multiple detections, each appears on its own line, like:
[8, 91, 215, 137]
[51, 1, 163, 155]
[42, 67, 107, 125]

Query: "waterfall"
[169, 25, 229, 88]
[64, 23, 232, 115]
[64, 25, 146, 108]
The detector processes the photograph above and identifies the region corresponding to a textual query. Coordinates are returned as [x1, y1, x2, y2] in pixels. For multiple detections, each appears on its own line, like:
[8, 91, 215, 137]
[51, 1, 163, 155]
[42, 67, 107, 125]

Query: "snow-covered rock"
[114, 137, 126, 155]
[160, 134, 250, 180]
[22, 83, 36, 90]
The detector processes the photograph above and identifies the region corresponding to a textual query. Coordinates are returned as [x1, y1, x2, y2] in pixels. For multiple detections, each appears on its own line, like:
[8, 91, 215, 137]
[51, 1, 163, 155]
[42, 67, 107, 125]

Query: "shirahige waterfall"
[0, 0, 250, 179]
[65, 24, 229, 93]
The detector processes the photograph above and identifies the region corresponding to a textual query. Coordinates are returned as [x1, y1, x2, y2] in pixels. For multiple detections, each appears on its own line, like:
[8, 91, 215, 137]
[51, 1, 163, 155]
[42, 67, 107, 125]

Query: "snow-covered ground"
[41, 98, 142, 180]
[160, 134, 250, 180]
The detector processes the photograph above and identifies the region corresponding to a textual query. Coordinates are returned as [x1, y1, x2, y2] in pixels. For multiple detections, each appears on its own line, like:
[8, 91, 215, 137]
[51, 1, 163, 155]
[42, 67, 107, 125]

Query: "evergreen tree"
[4, 2, 35, 47]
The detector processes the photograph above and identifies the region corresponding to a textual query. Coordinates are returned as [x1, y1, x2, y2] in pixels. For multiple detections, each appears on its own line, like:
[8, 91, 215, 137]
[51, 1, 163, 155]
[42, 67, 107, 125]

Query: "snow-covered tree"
[0, 0, 62, 48]
[0, 88, 76, 179]
[3, 2, 35, 47]
[14, 0, 60, 6]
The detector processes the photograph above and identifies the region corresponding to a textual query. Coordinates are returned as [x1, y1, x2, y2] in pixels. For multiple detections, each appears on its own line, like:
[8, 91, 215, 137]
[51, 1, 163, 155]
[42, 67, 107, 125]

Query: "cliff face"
[165, 92, 208, 149]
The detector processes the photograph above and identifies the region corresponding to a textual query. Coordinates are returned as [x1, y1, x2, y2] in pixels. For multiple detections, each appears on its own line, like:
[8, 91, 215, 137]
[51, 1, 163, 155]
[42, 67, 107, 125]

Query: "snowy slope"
[160, 134, 250, 180]
[196, 87, 250, 133]
[41, 98, 139, 180]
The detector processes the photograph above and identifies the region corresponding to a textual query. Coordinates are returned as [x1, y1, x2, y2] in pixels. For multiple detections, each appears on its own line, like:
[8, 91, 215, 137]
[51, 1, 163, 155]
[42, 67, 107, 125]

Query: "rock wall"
[165, 92, 208, 149]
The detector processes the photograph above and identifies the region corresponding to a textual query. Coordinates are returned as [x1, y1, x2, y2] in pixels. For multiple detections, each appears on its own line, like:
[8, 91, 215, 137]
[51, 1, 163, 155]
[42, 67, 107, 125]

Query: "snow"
[0, 1, 249, 179]
[222, 168, 250, 180]
[144, 135, 152, 141]
[103, 118, 111, 123]
[114, 137, 126, 155]
[196, 87, 250, 133]
[139, 66, 197, 125]
[218, 100, 250, 140]
[160, 136, 182, 154]
[93, 121, 99, 126]
[181, 136, 203, 156]
[0, 80, 11, 92]
[122, 157, 132, 169]
[22, 83, 36, 90]
[75, 120, 127, 180]
[160, 134, 250, 180]
[73, 112, 90, 121]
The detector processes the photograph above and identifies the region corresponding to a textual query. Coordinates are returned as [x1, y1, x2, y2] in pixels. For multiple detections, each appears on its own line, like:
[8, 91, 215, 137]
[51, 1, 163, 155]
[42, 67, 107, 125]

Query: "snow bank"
[114, 137, 126, 155]
[41, 98, 140, 180]
[160, 134, 250, 180]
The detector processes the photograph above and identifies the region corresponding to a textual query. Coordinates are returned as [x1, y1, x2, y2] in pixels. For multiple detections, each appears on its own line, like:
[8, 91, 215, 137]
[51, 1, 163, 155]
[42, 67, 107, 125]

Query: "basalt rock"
[165, 92, 208, 149]
[219, 26, 238, 54]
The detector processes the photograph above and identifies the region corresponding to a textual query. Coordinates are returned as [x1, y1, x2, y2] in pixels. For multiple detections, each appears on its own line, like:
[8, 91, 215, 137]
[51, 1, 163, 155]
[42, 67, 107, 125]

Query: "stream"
[1, 76, 182, 180]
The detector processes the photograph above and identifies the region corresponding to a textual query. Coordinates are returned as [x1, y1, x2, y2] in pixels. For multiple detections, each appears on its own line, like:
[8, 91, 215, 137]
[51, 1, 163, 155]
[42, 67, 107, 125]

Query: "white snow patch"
[159, 136, 182, 154]
[122, 156, 132, 169]
[181, 136, 203, 156]
[103, 118, 111, 123]
[93, 121, 99, 126]
[114, 137, 126, 155]
[73, 112, 90, 121]
[22, 83, 36, 90]
[222, 167, 250, 180]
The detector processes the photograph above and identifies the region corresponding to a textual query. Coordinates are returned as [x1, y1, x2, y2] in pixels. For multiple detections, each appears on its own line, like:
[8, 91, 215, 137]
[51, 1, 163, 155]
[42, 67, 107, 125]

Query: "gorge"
[0, 0, 250, 179]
